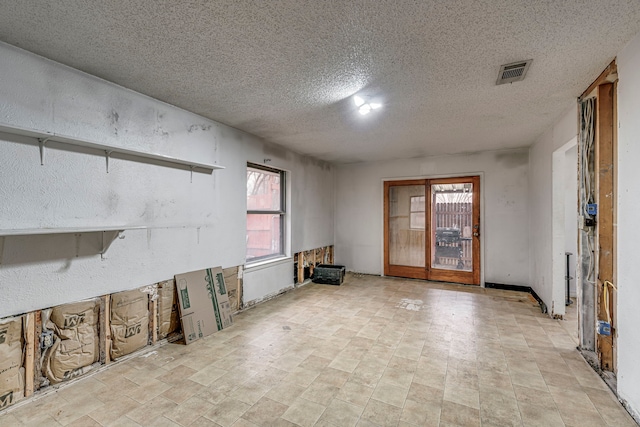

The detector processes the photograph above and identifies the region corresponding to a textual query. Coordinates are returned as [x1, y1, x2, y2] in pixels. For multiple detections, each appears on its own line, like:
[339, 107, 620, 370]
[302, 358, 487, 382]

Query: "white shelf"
[0, 226, 147, 237]
[0, 123, 224, 173]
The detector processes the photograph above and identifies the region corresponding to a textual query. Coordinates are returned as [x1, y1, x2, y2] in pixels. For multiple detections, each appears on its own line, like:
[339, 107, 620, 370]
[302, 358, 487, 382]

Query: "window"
[246, 164, 286, 262]
[410, 195, 425, 229]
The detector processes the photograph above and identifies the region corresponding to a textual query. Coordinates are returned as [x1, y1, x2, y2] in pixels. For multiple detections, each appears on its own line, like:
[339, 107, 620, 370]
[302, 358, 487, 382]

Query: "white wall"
[564, 145, 578, 297]
[528, 105, 577, 317]
[334, 148, 530, 286]
[0, 42, 334, 317]
[616, 30, 640, 422]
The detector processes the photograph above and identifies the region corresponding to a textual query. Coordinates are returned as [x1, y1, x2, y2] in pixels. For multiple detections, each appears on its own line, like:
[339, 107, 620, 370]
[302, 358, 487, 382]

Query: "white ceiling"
[1, 1, 640, 164]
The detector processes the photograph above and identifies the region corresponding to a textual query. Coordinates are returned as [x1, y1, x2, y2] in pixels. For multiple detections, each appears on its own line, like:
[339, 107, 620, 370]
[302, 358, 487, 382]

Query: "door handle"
[473, 232, 479, 237]
[473, 224, 479, 237]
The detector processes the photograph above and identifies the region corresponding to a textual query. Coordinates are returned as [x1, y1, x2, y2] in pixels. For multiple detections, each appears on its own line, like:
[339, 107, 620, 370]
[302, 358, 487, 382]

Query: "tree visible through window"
[246, 164, 285, 262]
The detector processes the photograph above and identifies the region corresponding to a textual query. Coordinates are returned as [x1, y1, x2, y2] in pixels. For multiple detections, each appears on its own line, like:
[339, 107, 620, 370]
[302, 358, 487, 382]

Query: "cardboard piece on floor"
[175, 267, 233, 345]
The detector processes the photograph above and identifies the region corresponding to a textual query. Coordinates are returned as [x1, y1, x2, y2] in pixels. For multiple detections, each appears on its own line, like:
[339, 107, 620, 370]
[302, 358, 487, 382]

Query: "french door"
[384, 176, 480, 285]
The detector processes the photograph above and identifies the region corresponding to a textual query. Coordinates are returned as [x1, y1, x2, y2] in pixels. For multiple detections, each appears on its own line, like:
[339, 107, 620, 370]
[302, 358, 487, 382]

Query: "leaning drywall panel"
[175, 267, 232, 345]
[0, 316, 24, 410]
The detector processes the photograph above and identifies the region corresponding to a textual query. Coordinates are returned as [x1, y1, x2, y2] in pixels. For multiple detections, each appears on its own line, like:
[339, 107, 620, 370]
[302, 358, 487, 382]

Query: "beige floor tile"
[371, 382, 408, 408]
[161, 379, 207, 404]
[265, 381, 307, 406]
[66, 415, 102, 427]
[51, 394, 105, 426]
[328, 356, 360, 373]
[203, 397, 251, 427]
[229, 380, 271, 406]
[189, 365, 228, 386]
[1, 276, 634, 427]
[191, 417, 223, 426]
[125, 395, 177, 426]
[126, 378, 173, 404]
[22, 414, 62, 426]
[360, 398, 402, 426]
[439, 400, 480, 427]
[0, 413, 22, 426]
[336, 380, 375, 408]
[400, 398, 440, 426]
[281, 397, 326, 427]
[317, 398, 363, 427]
[164, 396, 213, 426]
[282, 367, 321, 388]
[301, 380, 340, 406]
[156, 365, 199, 386]
[240, 396, 288, 426]
[406, 381, 444, 404]
[315, 367, 351, 388]
[87, 395, 141, 426]
[444, 380, 480, 410]
[378, 367, 414, 390]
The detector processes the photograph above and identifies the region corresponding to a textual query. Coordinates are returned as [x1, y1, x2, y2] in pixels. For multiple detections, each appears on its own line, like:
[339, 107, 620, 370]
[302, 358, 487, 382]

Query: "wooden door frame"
[383, 175, 481, 285]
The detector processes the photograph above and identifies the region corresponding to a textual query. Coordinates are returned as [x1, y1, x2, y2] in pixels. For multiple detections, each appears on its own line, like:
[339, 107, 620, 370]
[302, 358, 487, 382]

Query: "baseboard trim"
[484, 282, 545, 310]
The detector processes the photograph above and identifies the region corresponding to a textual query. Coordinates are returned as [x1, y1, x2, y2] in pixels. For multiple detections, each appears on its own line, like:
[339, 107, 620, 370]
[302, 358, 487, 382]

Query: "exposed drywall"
[528, 105, 577, 317]
[616, 30, 640, 423]
[334, 148, 530, 286]
[243, 258, 295, 306]
[0, 42, 333, 318]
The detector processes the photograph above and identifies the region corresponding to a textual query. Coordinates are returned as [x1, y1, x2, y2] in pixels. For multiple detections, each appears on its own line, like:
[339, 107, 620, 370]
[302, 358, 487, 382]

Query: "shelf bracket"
[190, 166, 194, 183]
[105, 150, 113, 173]
[38, 138, 51, 165]
[101, 230, 124, 260]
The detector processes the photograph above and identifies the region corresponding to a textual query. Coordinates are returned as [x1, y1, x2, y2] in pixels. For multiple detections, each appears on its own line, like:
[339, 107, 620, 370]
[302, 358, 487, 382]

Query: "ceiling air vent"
[496, 60, 532, 85]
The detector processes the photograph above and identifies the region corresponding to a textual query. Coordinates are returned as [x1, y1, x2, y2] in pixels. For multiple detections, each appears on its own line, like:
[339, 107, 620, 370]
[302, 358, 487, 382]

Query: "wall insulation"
[157, 280, 179, 340]
[110, 290, 149, 360]
[42, 299, 100, 384]
[0, 316, 24, 410]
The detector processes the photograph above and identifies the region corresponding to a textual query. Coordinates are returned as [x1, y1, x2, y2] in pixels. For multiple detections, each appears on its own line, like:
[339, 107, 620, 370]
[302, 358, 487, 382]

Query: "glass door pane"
[431, 182, 473, 272]
[389, 185, 426, 267]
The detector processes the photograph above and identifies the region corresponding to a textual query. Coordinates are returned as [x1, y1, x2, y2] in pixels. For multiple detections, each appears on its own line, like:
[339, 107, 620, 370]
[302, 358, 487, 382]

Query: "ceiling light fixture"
[354, 95, 382, 116]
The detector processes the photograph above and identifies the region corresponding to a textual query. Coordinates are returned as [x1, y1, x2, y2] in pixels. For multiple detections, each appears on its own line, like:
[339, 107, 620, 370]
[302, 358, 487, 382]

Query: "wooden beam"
[23, 312, 36, 397]
[581, 60, 617, 100]
[100, 295, 111, 364]
[237, 265, 243, 309]
[33, 310, 42, 391]
[150, 297, 158, 345]
[596, 83, 615, 371]
[297, 252, 304, 284]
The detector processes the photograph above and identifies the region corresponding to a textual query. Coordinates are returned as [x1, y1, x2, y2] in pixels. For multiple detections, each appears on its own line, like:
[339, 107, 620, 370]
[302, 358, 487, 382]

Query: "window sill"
[244, 256, 292, 273]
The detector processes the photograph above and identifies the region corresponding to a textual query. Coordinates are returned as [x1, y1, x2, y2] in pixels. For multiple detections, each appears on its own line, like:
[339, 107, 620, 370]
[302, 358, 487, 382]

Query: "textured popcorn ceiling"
[1, 1, 640, 163]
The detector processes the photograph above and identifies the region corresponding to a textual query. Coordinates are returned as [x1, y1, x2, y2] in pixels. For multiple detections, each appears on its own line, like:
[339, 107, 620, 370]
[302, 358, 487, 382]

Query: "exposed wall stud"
[24, 312, 36, 397]
[596, 82, 616, 371]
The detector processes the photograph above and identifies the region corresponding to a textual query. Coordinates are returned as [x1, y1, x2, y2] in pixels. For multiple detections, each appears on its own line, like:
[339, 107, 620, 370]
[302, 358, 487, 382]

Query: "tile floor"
[1, 274, 636, 426]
